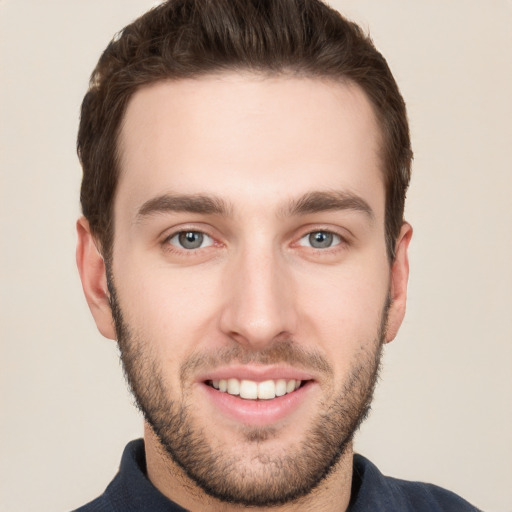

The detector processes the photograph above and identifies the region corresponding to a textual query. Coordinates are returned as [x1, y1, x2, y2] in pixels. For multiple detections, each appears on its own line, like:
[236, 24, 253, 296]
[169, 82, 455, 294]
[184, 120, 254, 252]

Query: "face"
[78, 73, 411, 507]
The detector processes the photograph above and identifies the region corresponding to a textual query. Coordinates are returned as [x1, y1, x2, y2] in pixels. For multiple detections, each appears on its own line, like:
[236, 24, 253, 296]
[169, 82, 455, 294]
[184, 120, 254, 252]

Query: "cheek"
[114, 259, 223, 360]
[297, 259, 389, 364]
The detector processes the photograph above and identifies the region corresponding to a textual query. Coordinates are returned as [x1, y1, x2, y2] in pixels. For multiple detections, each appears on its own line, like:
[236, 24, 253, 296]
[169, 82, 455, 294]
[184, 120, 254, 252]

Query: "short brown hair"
[77, 0, 412, 262]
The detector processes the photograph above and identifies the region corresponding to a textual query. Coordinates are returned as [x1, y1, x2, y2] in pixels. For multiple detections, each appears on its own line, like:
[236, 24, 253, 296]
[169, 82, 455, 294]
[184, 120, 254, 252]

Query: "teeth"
[240, 380, 258, 399]
[257, 380, 275, 400]
[275, 379, 287, 397]
[227, 378, 240, 395]
[286, 380, 296, 393]
[210, 378, 303, 400]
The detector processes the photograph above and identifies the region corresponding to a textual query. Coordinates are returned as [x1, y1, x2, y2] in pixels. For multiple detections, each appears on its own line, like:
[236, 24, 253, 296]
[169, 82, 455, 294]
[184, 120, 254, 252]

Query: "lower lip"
[199, 381, 314, 426]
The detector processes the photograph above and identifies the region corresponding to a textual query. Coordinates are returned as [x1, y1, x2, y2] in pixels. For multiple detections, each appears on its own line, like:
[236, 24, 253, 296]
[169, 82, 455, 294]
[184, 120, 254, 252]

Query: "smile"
[199, 366, 316, 425]
[208, 378, 303, 400]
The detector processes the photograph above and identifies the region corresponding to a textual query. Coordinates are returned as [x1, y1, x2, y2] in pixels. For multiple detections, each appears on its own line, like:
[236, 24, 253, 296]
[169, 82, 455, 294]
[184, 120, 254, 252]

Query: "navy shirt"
[73, 439, 481, 511]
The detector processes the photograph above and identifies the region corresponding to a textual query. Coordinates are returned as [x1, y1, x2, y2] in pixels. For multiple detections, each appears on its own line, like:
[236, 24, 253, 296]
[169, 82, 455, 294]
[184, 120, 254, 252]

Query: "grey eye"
[168, 231, 213, 250]
[299, 231, 341, 249]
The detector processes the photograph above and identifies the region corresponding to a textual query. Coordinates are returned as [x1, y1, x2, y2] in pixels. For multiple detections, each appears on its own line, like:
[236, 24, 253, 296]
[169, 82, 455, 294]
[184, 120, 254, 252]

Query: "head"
[76, 1, 412, 509]
[77, 0, 411, 264]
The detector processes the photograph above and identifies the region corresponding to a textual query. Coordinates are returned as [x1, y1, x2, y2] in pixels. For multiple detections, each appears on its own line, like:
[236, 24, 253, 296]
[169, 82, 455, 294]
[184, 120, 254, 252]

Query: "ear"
[76, 217, 117, 340]
[385, 222, 413, 343]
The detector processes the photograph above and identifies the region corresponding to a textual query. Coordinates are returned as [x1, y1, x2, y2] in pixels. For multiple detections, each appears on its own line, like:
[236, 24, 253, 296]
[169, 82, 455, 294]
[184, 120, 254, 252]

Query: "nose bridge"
[219, 235, 296, 348]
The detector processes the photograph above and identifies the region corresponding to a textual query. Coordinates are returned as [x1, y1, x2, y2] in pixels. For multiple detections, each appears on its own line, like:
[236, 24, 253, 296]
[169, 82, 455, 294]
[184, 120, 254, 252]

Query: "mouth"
[207, 378, 308, 400]
[198, 367, 317, 425]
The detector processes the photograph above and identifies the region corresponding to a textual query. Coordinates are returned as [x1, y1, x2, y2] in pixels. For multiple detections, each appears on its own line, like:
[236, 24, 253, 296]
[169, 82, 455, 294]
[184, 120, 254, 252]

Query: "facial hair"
[108, 274, 387, 507]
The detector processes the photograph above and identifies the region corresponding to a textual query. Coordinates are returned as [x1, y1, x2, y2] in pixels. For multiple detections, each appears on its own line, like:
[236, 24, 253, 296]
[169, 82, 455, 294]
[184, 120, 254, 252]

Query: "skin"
[76, 73, 412, 511]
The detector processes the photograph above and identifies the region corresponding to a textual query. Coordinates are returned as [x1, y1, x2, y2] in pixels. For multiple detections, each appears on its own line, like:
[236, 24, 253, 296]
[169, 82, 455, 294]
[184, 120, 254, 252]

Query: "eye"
[298, 231, 342, 249]
[167, 231, 214, 250]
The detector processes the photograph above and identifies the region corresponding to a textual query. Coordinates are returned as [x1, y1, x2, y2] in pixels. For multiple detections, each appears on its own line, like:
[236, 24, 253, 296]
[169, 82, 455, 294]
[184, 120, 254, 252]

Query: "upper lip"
[198, 364, 315, 383]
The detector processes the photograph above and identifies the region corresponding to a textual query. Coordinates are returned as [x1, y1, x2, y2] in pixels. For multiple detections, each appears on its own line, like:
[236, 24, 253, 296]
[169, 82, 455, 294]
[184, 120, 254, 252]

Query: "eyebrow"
[136, 193, 232, 221]
[283, 190, 375, 221]
[135, 190, 374, 222]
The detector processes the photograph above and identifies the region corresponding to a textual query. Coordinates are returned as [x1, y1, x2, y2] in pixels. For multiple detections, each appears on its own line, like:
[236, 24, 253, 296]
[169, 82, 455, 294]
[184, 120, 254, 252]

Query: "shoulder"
[351, 454, 482, 512]
[69, 440, 139, 512]
[71, 496, 110, 512]
[69, 439, 188, 512]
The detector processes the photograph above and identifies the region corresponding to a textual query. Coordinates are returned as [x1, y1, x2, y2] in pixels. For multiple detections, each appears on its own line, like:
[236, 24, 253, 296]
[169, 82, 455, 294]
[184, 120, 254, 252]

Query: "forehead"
[116, 73, 384, 219]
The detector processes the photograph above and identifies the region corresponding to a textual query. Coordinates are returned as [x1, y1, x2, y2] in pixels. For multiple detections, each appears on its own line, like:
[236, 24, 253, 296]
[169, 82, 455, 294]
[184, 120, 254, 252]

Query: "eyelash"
[161, 227, 349, 255]
[162, 229, 216, 254]
[296, 230, 345, 250]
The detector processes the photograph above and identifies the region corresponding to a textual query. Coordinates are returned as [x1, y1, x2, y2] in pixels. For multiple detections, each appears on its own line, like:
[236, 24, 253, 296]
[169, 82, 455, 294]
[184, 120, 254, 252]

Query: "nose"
[218, 244, 297, 350]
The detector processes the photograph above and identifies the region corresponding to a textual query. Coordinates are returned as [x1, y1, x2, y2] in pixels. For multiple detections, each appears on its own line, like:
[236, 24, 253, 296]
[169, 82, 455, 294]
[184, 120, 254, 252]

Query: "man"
[74, 0, 480, 510]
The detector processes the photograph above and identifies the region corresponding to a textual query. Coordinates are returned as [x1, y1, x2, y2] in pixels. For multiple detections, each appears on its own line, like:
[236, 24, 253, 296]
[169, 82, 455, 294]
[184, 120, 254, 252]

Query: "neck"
[144, 423, 354, 512]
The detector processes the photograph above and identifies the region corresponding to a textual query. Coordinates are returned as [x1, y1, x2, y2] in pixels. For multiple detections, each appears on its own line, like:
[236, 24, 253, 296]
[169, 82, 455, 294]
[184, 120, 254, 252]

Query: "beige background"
[1, 1, 511, 511]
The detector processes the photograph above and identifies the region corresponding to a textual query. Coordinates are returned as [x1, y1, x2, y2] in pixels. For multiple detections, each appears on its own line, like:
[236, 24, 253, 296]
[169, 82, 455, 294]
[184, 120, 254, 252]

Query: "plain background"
[1, 1, 511, 511]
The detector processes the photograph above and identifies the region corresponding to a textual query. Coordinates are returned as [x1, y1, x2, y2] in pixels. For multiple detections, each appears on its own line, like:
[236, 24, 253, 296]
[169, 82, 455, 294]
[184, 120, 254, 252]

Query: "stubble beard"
[108, 277, 387, 507]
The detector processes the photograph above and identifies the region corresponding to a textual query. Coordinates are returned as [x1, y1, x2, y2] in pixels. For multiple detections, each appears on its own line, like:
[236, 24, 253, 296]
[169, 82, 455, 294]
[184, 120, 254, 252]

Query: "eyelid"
[166, 230, 214, 249]
[293, 224, 350, 243]
[160, 223, 215, 241]
[296, 230, 344, 249]
[160, 224, 221, 253]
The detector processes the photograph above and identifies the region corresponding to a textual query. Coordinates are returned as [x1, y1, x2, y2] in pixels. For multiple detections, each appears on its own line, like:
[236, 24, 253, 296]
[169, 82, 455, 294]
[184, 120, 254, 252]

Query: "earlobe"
[76, 217, 117, 340]
[385, 222, 413, 343]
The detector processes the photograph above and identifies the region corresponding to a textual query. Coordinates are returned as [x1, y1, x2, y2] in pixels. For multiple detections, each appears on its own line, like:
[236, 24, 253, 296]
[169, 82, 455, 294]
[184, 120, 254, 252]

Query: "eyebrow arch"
[283, 190, 375, 221]
[135, 190, 374, 223]
[136, 193, 232, 221]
